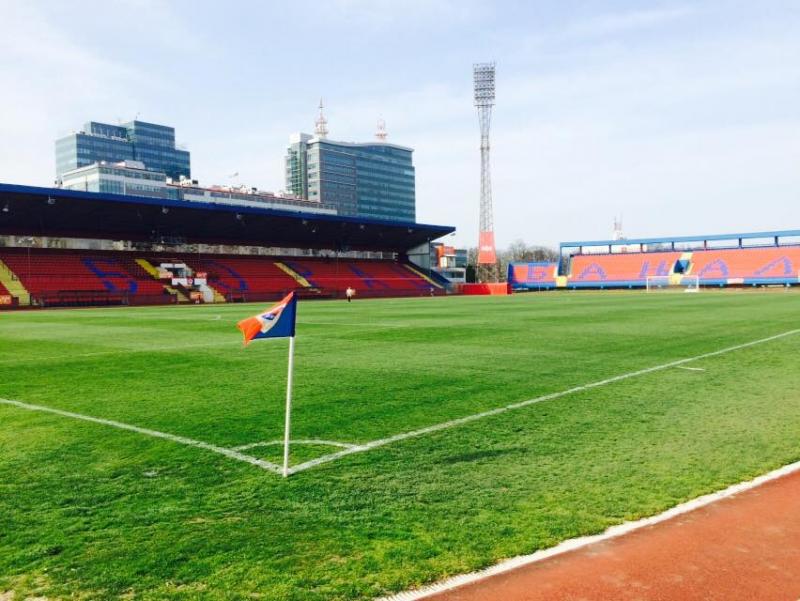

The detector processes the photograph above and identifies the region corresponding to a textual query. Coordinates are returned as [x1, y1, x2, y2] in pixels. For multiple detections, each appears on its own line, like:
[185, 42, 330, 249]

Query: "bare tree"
[466, 240, 558, 282]
[505, 239, 559, 263]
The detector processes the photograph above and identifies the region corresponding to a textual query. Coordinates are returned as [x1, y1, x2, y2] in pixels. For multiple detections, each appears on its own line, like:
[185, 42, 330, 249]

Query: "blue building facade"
[287, 136, 415, 222]
[55, 120, 190, 182]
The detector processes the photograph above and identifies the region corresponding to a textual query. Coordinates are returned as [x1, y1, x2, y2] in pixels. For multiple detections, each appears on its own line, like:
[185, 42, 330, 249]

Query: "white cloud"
[315, 0, 486, 28]
[563, 6, 695, 39]
[0, 3, 162, 182]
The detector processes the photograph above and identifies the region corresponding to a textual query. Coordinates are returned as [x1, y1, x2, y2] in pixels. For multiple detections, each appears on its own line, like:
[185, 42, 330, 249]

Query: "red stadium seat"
[0, 248, 168, 306]
[283, 258, 432, 296]
[0, 248, 441, 306]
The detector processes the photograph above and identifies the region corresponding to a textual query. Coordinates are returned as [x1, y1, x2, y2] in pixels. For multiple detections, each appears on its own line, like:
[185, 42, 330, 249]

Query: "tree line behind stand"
[465, 239, 558, 283]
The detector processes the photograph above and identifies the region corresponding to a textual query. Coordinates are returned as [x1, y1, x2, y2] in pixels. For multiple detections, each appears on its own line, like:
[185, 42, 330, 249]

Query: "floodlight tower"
[473, 62, 498, 282]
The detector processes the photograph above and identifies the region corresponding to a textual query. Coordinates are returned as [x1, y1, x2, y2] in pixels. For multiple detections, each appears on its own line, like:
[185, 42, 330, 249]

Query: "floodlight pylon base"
[477, 263, 499, 283]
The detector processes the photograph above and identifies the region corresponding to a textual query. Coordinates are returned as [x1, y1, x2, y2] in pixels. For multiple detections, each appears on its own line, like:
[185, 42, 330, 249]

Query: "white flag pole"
[282, 335, 296, 478]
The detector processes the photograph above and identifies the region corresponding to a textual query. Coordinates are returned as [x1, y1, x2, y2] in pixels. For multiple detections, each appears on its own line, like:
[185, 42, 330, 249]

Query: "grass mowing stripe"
[288, 328, 800, 475]
[0, 340, 241, 364]
[0, 398, 282, 474]
[0, 323, 403, 365]
[2, 328, 798, 478]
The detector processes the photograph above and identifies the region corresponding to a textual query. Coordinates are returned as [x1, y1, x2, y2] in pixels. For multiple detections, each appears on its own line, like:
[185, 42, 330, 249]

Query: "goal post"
[646, 275, 700, 292]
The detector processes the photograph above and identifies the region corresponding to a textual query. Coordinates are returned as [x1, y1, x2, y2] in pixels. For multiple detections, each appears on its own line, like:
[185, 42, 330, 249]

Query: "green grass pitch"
[1, 291, 799, 600]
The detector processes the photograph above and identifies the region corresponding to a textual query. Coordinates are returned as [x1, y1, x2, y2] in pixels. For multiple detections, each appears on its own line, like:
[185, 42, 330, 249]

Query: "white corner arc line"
[288, 328, 800, 475]
[233, 439, 361, 451]
[676, 366, 706, 372]
[0, 398, 282, 474]
[375, 459, 800, 601]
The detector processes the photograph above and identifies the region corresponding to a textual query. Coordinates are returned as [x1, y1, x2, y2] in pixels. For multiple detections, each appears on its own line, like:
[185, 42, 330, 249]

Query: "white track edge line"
[289, 328, 800, 475]
[375, 458, 800, 601]
[0, 398, 282, 474]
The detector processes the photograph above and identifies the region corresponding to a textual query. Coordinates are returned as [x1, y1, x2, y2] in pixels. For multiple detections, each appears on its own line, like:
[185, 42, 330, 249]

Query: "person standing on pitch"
[345, 286, 355, 303]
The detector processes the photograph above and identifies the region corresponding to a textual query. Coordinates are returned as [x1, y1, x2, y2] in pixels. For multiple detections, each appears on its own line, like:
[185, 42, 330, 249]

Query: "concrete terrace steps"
[0, 259, 30, 305]
[135, 258, 189, 303]
[274, 262, 312, 288]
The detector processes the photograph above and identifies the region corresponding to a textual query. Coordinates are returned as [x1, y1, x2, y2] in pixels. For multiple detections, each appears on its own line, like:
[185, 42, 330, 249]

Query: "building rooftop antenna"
[314, 99, 329, 139]
[375, 118, 388, 141]
[613, 214, 625, 240]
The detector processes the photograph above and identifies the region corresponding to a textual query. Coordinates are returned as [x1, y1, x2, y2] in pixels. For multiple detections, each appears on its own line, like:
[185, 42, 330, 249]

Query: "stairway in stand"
[135, 258, 188, 302]
[0, 259, 30, 305]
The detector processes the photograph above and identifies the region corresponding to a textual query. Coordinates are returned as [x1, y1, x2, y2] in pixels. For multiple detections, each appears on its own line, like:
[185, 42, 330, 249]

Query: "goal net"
[646, 275, 700, 293]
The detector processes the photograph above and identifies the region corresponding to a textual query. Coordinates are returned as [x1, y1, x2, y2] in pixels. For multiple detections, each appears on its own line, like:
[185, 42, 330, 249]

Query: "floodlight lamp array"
[473, 62, 496, 107]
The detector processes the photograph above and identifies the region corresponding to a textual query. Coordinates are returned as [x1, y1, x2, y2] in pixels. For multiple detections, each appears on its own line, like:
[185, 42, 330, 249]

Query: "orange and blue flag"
[237, 292, 297, 346]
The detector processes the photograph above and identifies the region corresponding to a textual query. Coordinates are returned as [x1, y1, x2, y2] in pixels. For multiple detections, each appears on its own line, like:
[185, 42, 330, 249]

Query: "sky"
[0, 0, 798, 249]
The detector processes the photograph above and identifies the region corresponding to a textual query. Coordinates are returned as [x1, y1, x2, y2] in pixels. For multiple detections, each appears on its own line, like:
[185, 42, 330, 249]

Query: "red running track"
[432, 470, 800, 601]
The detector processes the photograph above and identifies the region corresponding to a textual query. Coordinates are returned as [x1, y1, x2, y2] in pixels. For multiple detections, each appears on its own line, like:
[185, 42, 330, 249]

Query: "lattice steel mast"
[473, 62, 498, 282]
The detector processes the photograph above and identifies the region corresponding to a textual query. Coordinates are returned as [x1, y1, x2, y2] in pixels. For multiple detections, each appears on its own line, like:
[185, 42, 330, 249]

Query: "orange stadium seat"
[508, 262, 557, 289]
[569, 252, 681, 287]
[690, 246, 800, 284]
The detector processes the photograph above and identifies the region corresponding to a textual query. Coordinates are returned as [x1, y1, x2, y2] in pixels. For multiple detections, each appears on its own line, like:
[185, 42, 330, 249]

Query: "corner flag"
[237, 292, 297, 346]
[236, 291, 299, 478]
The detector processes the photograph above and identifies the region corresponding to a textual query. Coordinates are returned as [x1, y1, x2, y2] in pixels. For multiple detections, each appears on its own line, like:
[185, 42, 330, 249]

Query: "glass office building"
[55, 120, 191, 182]
[60, 160, 337, 215]
[60, 161, 168, 198]
[286, 136, 416, 222]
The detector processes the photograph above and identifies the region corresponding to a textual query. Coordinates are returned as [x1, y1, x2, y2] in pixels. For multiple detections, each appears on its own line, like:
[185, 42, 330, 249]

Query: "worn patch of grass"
[1, 291, 799, 599]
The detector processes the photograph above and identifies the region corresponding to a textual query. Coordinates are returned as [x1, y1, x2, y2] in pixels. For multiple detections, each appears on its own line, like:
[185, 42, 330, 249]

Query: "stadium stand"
[281, 258, 438, 297]
[0, 183, 455, 307]
[552, 243, 800, 289]
[690, 246, 800, 285]
[0, 248, 440, 307]
[0, 249, 169, 307]
[508, 262, 558, 290]
[159, 255, 300, 302]
[568, 251, 682, 287]
[555, 231, 800, 290]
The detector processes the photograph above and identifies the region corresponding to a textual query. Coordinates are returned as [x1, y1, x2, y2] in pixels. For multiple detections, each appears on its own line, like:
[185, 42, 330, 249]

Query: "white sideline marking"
[376, 459, 800, 601]
[677, 366, 706, 372]
[288, 328, 800, 475]
[233, 439, 361, 451]
[0, 398, 282, 474]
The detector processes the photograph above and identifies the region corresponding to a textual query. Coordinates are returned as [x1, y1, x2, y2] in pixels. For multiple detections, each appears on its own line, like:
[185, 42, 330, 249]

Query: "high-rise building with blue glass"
[285, 110, 416, 222]
[55, 120, 190, 182]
